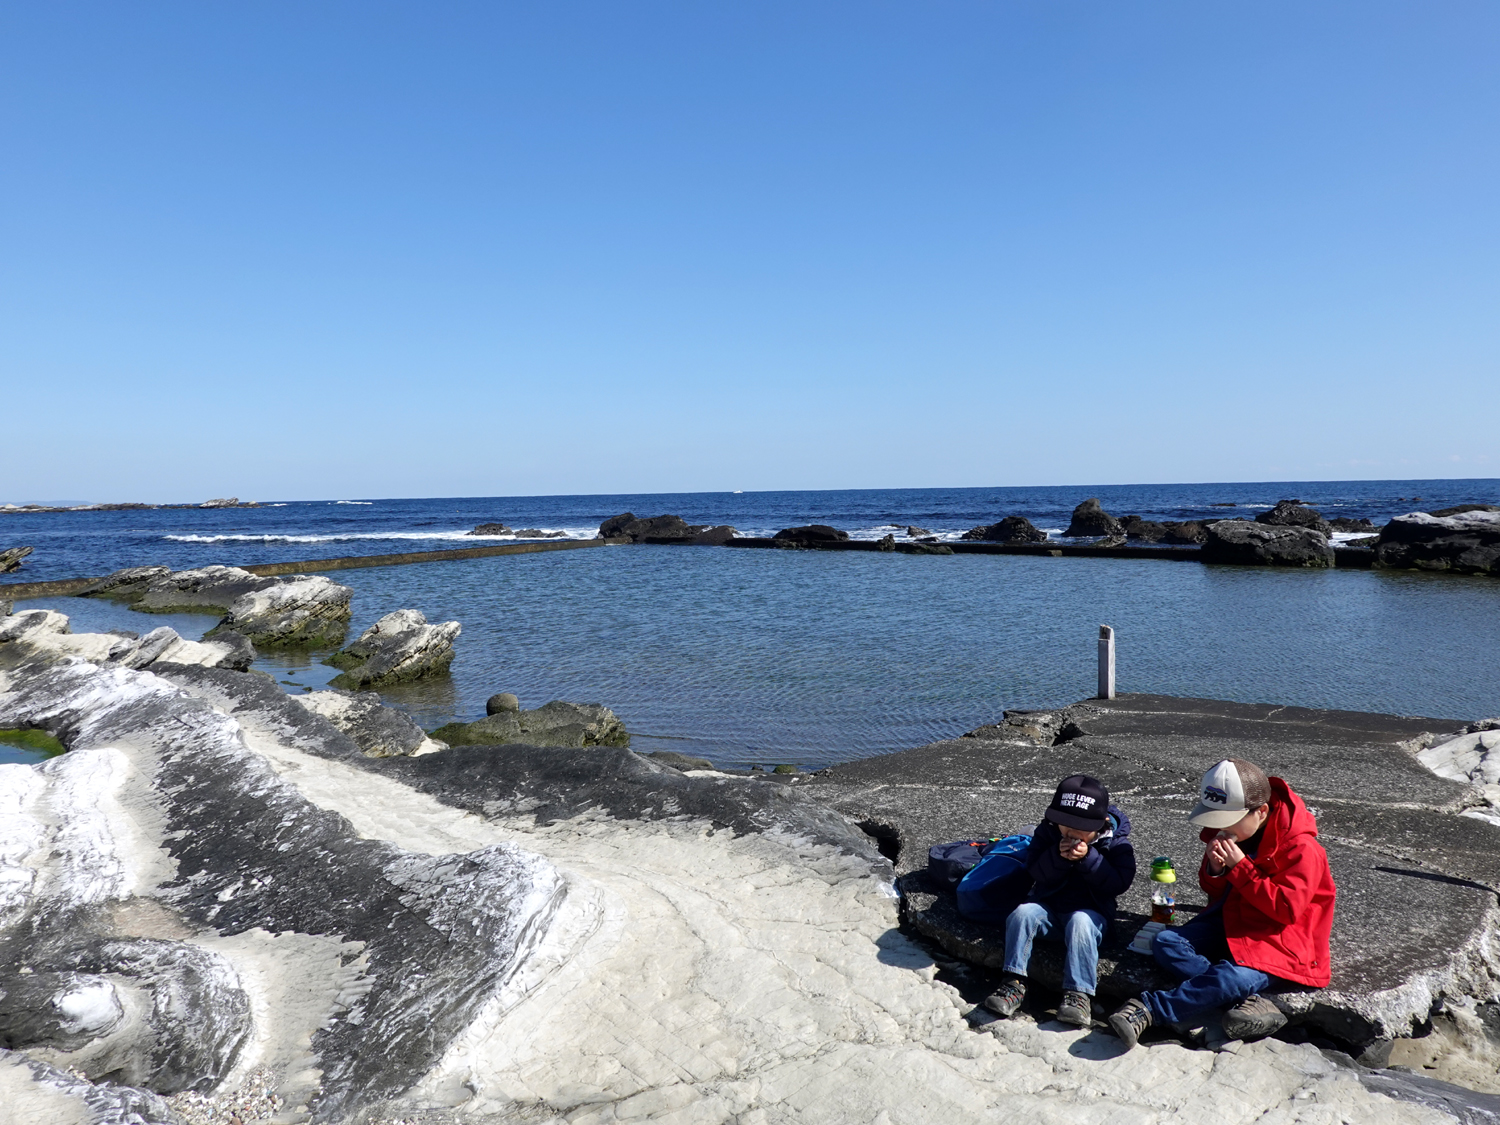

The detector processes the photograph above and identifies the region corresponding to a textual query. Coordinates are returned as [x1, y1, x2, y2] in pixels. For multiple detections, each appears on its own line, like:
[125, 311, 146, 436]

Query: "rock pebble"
[324, 609, 460, 689]
[1063, 498, 1123, 538]
[486, 691, 521, 714]
[1375, 507, 1500, 576]
[1202, 520, 1334, 567]
[431, 699, 629, 749]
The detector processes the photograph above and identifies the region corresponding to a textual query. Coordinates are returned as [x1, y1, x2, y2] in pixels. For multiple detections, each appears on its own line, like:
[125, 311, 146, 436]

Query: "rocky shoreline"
[3, 589, 1500, 1121]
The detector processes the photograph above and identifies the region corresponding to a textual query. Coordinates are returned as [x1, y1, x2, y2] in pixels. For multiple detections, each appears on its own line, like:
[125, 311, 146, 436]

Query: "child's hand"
[1059, 836, 1089, 862]
[1208, 834, 1245, 872]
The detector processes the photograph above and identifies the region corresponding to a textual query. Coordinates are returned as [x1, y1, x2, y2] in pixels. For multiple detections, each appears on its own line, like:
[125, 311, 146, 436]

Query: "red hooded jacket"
[1197, 777, 1335, 987]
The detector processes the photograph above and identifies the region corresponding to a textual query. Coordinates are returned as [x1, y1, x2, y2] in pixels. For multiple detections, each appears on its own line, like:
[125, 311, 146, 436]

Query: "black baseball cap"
[1045, 775, 1110, 831]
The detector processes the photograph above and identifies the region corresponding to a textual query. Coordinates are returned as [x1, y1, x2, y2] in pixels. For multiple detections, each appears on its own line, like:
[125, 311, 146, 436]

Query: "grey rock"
[323, 609, 460, 689]
[805, 693, 1489, 1049]
[646, 750, 717, 772]
[0, 600, 10, 617]
[1121, 516, 1170, 542]
[1376, 509, 1500, 576]
[1202, 520, 1335, 567]
[1063, 499, 1122, 539]
[0, 546, 33, 573]
[77, 565, 172, 599]
[199, 497, 242, 508]
[1091, 533, 1128, 548]
[772, 525, 849, 546]
[513, 529, 568, 538]
[469, 522, 511, 535]
[432, 700, 629, 749]
[690, 525, 739, 545]
[292, 689, 446, 757]
[1346, 535, 1380, 548]
[1256, 500, 1333, 534]
[1329, 517, 1378, 533]
[1162, 520, 1210, 544]
[0, 610, 253, 672]
[897, 542, 955, 555]
[486, 692, 521, 715]
[1430, 504, 1500, 518]
[906, 526, 931, 537]
[961, 516, 1048, 544]
[877, 534, 897, 551]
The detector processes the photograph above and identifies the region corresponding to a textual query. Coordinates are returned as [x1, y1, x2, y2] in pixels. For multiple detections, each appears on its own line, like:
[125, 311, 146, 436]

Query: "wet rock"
[1256, 500, 1333, 534]
[1091, 533, 1128, 548]
[1121, 516, 1170, 542]
[209, 574, 352, 648]
[1063, 498, 1122, 538]
[513, 529, 568, 538]
[897, 542, 955, 555]
[323, 609, 459, 689]
[77, 565, 172, 599]
[486, 691, 521, 715]
[1329, 517, 1378, 533]
[431, 700, 629, 749]
[906, 526, 931, 537]
[877, 534, 897, 551]
[961, 516, 1048, 544]
[292, 689, 447, 757]
[773, 525, 850, 546]
[599, 512, 709, 542]
[689, 525, 738, 546]
[0, 547, 33, 573]
[469, 522, 511, 535]
[1202, 520, 1334, 567]
[1162, 520, 1210, 544]
[1346, 535, 1380, 548]
[1375, 509, 1500, 576]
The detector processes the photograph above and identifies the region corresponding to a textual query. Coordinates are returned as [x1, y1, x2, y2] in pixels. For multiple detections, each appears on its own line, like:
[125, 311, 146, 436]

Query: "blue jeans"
[1004, 902, 1106, 995]
[1141, 910, 1272, 1026]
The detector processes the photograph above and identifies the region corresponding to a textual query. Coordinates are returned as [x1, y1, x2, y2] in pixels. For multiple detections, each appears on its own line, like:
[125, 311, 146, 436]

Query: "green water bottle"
[1149, 856, 1177, 925]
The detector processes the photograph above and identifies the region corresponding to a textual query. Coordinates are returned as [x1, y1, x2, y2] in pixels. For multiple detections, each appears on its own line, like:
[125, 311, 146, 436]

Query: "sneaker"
[1222, 995, 1287, 1041]
[1056, 990, 1092, 1027]
[983, 975, 1027, 1018]
[1108, 998, 1152, 1048]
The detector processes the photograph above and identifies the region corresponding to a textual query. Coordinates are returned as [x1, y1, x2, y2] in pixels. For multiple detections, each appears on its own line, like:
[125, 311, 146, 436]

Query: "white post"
[1097, 625, 1115, 700]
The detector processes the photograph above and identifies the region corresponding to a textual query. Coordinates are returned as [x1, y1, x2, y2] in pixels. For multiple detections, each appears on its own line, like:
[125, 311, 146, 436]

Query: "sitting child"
[984, 774, 1136, 1026]
[1108, 757, 1336, 1049]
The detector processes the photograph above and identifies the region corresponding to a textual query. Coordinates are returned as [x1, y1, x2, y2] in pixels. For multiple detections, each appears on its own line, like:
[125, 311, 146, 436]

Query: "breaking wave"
[163, 529, 595, 545]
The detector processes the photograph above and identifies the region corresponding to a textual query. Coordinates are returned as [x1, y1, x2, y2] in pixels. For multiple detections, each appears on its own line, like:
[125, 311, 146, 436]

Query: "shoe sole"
[1108, 1013, 1143, 1047]
[1222, 1013, 1287, 1040]
[1056, 1010, 1090, 1027]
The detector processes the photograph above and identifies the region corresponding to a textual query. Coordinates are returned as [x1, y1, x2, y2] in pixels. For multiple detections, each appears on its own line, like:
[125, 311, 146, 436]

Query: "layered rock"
[0, 546, 33, 573]
[431, 699, 629, 749]
[1255, 500, 1334, 533]
[1063, 498, 1123, 538]
[82, 565, 352, 647]
[772, 524, 849, 546]
[1375, 508, 1500, 576]
[0, 609, 253, 672]
[292, 689, 447, 757]
[323, 609, 459, 689]
[1201, 520, 1334, 567]
[961, 516, 1047, 544]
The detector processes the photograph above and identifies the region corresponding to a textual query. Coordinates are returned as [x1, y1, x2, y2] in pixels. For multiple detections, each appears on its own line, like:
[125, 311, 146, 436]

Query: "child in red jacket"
[1108, 758, 1335, 1049]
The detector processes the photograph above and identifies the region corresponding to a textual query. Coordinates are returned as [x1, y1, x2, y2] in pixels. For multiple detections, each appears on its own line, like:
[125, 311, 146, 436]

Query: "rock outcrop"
[431, 699, 629, 749]
[1063, 498, 1123, 538]
[0, 546, 33, 573]
[1119, 518, 1209, 545]
[292, 689, 448, 757]
[513, 528, 568, 538]
[1201, 520, 1334, 567]
[1256, 500, 1333, 534]
[470, 522, 512, 535]
[323, 609, 459, 689]
[1375, 508, 1500, 576]
[772, 524, 850, 546]
[961, 516, 1047, 543]
[0, 609, 253, 672]
[600, 513, 693, 541]
[82, 565, 352, 647]
[1329, 517, 1378, 533]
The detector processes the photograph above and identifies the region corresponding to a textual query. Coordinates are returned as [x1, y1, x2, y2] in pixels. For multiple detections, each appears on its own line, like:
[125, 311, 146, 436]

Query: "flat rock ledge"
[431, 699, 629, 749]
[805, 694, 1500, 1060]
[323, 608, 459, 689]
[80, 565, 353, 647]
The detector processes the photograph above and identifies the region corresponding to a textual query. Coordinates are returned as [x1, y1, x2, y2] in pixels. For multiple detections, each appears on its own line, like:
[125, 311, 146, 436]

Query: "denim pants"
[1141, 909, 1272, 1026]
[1004, 902, 1106, 995]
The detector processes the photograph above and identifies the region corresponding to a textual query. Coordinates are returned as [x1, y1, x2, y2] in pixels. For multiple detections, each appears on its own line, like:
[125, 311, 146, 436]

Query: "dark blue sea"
[4, 480, 1498, 769]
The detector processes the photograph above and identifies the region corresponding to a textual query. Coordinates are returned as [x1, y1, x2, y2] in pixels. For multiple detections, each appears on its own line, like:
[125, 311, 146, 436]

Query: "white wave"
[162, 529, 596, 545]
[332, 500, 374, 505]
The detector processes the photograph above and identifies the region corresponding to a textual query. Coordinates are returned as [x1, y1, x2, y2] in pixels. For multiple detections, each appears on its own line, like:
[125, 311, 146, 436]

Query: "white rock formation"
[0, 609, 251, 670]
[324, 608, 460, 689]
[292, 689, 446, 757]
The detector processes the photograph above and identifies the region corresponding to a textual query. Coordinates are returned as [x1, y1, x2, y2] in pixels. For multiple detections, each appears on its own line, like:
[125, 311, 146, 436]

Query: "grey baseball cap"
[1189, 758, 1270, 829]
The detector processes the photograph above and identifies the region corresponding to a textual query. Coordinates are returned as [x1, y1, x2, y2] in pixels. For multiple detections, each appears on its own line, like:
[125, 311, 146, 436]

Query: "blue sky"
[3, 2, 1496, 501]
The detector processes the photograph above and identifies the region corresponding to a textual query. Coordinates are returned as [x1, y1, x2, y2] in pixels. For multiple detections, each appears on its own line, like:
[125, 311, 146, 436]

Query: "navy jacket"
[1024, 805, 1136, 919]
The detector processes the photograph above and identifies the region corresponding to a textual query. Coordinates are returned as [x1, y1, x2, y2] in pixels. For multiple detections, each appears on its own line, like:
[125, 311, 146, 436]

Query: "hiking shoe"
[1222, 995, 1287, 1041]
[1056, 990, 1092, 1027]
[1108, 998, 1152, 1048]
[983, 975, 1027, 1018]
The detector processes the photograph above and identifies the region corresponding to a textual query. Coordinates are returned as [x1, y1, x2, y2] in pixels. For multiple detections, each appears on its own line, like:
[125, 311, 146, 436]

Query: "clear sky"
[3, 2, 1496, 502]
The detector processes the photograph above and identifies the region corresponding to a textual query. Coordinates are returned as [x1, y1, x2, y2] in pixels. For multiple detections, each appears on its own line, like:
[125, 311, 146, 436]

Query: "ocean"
[4, 479, 1498, 769]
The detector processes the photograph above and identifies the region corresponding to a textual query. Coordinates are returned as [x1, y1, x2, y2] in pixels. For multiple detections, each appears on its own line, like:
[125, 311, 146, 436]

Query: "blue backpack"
[927, 839, 1003, 888]
[955, 832, 1035, 925]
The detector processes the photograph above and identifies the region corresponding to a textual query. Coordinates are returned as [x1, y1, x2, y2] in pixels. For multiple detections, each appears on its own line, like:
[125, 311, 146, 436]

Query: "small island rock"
[772, 525, 849, 546]
[1062, 499, 1122, 538]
